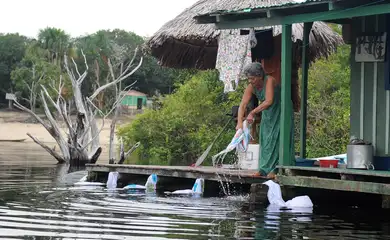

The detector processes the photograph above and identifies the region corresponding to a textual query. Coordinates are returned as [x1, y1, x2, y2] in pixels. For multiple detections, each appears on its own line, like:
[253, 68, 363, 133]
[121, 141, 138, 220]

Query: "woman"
[236, 62, 292, 178]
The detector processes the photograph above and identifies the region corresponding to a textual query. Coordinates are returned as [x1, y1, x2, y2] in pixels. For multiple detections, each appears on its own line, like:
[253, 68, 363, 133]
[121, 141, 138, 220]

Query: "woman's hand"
[236, 121, 243, 130]
[246, 112, 255, 124]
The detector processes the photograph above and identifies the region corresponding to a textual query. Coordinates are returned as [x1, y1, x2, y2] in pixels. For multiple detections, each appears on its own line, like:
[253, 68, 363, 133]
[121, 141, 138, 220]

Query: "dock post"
[249, 184, 269, 204]
[280, 24, 293, 166]
[300, 22, 313, 159]
[382, 195, 390, 209]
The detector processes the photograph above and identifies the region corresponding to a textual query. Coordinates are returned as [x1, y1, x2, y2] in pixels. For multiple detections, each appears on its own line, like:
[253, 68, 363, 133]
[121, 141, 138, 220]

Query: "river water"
[0, 142, 390, 239]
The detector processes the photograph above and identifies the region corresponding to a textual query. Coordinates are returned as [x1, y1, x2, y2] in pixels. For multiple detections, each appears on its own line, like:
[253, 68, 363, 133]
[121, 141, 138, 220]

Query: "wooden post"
[300, 22, 313, 159]
[280, 24, 293, 166]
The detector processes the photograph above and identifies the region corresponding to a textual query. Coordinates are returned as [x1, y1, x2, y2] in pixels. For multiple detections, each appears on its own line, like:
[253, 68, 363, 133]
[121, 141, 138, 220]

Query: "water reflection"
[0, 142, 389, 239]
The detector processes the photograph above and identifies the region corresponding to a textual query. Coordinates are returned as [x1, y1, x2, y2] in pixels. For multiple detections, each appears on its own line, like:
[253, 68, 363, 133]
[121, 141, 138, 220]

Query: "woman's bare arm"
[237, 84, 253, 129]
[250, 77, 275, 114]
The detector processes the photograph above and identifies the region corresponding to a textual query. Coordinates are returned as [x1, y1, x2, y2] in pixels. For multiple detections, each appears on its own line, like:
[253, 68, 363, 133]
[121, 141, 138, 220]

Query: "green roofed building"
[121, 90, 147, 110]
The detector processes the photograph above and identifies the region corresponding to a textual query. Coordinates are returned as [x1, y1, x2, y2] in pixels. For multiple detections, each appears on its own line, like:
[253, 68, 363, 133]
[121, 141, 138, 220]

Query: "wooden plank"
[278, 166, 390, 178]
[300, 22, 313, 159]
[350, 18, 361, 141]
[212, 3, 390, 30]
[215, 17, 282, 30]
[282, 3, 390, 24]
[280, 24, 293, 166]
[85, 164, 264, 184]
[375, 15, 387, 156]
[277, 175, 390, 195]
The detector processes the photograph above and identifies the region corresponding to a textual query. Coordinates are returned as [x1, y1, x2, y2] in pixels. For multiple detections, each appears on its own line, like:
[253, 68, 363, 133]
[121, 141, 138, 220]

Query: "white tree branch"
[88, 56, 143, 101]
[39, 91, 70, 160]
[13, 99, 50, 130]
[27, 133, 66, 164]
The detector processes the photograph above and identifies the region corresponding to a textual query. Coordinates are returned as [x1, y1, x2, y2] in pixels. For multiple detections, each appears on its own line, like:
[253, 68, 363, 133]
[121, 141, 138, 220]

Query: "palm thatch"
[147, 0, 344, 70]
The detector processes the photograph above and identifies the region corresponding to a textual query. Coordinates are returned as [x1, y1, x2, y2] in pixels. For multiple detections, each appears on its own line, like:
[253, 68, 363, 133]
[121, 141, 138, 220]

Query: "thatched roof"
[147, 0, 344, 70]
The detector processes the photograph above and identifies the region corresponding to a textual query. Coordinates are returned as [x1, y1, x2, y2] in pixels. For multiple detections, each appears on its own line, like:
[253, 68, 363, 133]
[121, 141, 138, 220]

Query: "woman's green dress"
[253, 75, 294, 175]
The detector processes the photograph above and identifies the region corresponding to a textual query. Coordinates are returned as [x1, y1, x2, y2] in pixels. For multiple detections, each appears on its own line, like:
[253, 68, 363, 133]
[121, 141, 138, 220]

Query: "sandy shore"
[0, 110, 133, 162]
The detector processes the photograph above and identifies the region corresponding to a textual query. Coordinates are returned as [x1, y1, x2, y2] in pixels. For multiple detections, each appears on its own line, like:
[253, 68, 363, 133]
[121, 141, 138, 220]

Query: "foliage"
[37, 27, 71, 67]
[0, 28, 181, 110]
[11, 44, 68, 110]
[304, 44, 351, 157]
[0, 33, 28, 101]
[72, 29, 178, 109]
[118, 70, 241, 166]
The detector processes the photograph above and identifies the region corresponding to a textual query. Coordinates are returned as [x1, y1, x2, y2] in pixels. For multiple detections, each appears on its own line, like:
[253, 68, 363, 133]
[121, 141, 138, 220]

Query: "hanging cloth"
[216, 30, 251, 93]
[212, 120, 251, 163]
[249, 28, 257, 48]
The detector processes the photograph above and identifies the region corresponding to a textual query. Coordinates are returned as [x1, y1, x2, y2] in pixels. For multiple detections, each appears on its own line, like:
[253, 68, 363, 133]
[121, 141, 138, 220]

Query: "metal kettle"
[347, 144, 374, 170]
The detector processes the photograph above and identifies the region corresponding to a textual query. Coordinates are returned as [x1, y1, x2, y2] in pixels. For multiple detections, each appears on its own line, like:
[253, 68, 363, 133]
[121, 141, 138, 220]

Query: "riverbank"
[0, 110, 134, 163]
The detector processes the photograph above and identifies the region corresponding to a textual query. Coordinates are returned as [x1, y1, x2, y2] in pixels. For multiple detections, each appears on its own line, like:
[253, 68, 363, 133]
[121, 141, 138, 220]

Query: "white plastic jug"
[145, 174, 158, 193]
[123, 174, 158, 193]
[191, 178, 204, 194]
[106, 172, 119, 189]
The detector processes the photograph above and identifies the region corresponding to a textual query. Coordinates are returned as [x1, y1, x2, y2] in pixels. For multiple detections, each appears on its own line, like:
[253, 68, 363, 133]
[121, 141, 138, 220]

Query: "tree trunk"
[109, 105, 120, 163]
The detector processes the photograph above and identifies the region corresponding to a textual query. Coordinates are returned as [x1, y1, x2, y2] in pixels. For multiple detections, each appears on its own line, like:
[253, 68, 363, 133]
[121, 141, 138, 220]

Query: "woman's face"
[248, 75, 263, 87]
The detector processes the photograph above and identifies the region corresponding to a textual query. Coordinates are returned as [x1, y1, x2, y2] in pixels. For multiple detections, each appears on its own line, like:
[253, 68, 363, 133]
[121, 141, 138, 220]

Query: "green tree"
[11, 43, 66, 111]
[73, 29, 181, 109]
[0, 33, 28, 103]
[304, 44, 351, 157]
[37, 27, 71, 67]
[118, 70, 240, 165]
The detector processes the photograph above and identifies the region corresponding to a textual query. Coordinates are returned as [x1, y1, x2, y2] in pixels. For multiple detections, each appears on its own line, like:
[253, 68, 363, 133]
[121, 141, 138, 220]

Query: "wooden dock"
[278, 166, 390, 195]
[85, 163, 390, 207]
[86, 164, 390, 194]
[86, 164, 263, 184]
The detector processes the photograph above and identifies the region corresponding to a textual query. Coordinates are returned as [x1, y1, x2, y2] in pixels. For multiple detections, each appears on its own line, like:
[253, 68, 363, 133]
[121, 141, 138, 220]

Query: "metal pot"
[347, 144, 374, 170]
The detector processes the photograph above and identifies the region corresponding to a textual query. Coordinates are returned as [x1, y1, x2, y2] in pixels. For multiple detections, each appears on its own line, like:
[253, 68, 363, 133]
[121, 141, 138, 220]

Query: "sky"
[0, 0, 198, 38]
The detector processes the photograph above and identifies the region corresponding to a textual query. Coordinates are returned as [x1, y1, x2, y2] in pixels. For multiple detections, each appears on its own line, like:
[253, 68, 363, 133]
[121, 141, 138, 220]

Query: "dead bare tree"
[13, 49, 143, 165]
[103, 49, 142, 164]
[17, 65, 45, 112]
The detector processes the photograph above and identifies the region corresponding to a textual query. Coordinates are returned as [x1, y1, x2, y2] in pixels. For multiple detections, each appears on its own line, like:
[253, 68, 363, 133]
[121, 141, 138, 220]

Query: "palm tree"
[38, 27, 70, 66]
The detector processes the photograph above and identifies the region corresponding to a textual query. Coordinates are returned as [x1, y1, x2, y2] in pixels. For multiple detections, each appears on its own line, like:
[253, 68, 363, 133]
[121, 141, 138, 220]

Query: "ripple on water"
[0, 143, 390, 239]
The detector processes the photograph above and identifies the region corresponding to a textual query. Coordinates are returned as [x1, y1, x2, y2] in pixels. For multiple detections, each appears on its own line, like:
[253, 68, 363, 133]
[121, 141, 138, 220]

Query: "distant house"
[121, 90, 147, 110]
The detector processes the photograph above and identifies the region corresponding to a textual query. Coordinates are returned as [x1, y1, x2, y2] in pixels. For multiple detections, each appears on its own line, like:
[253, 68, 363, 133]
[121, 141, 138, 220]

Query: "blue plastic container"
[295, 158, 316, 167]
[374, 156, 390, 171]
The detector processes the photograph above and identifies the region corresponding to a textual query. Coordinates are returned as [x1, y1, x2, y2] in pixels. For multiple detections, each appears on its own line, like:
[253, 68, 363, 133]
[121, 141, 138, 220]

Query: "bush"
[304, 44, 351, 157]
[118, 70, 241, 166]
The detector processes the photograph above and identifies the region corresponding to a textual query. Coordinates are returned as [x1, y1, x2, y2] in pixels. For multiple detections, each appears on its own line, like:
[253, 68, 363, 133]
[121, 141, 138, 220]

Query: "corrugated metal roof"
[199, 0, 331, 16]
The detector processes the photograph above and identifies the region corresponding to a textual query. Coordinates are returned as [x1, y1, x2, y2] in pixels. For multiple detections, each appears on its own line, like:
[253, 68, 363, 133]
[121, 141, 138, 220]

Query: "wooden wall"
[350, 14, 390, 156]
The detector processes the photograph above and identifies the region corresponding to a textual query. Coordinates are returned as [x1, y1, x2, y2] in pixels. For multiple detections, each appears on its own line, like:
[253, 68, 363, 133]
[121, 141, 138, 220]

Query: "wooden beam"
[283, 2, 390, 23]
[85, 164, 265, 184]
[277, 175, 390, 195]
[278, 166, 390, 178]
[328, 1, 341, 11]
[385, 14, 390, 90]
[266, 10, 282, 18]
[215, 17, 282, 30]
[196, 15, 217, 24]
[300, 22, 313, 159]
[212, 3, 390, 30]
[329, 0, 381, 11]
[324, 18, 352, 24]
[280, 24, 293, 166]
